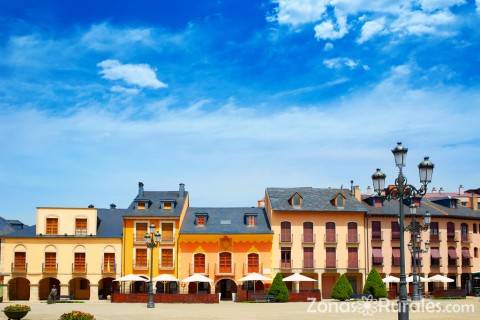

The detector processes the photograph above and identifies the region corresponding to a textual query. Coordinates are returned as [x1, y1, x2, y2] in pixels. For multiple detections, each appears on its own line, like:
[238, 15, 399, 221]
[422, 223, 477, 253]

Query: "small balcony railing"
[391, 232, 401, 241]
[371, 231, 383, 241]
[189, 263, 209, 275]
[215, 263, 235, 275]
[133, 260, 148, 271]
[72, 263, 87, 274]
[447, 259, 459, 268]
[347, 259, 360, 270]
[347, 233, 360, 244]
[462, 259, 472, 268]
[11, 263, 27, 273]
[302, 259, 315, 270]
[325, 259, 338, 269]
[429, 231, 441, 242]
[243, 263, 262, 275]
[461, 233, 471, 244]
[446, 232, 457, 242]
[430, 258, 442, 268]
[280, 259, 292, 270]
[42, 263, 58, 273]
[279, 234, 293, 244]
[102, 263, 116, 274]
[75, 229, 88, 236]
[324, 233, 338, 245]
[302, 233, 316, 244]
[161, 234, 175, 244]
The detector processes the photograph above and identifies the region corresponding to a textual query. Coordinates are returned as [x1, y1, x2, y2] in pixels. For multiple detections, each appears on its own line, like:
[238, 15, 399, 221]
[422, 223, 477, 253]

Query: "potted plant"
[59, 311, 95, 320]
[3, 304, 31, 320]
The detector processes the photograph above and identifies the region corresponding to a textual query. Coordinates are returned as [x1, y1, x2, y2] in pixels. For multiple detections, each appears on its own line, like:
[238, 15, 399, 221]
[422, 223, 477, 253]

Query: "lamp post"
[371, 142, 434, 320]
[144, 223, 161, 308]
[406, 204, 431, 301]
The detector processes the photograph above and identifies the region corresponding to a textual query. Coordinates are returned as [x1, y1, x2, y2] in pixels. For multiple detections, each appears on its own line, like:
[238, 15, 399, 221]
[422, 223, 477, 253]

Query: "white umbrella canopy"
[382, 275, 400, 283]
[153, 274, 179, 282]
[238, 273, 271, 282]
[181, 273, 213, 283]
[427, 275, 454, 283]
[114, 274, 148, 282]
[283, 273, 317, 282]
[406, 275, 428, 283]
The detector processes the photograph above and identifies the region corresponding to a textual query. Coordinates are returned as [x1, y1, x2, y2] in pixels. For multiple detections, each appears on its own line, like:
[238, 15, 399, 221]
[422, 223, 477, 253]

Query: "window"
[135, 222, 148, 241]
[461, 223, 469, 241]
[347, 222, 358, 243]
[447, 222, 455, 240]
[462, 247, 471, 267]
[430, 247, 441, 266]
[163, 201, 173, 210]
[289, 193, 303, 208]
[75, 218, 87, 236]
[448, 247, 457, 266]
[430, 222, 439, 241]
[161, 249, 174, 268]
[474, 247, 478, 258]
[391, 221, 400, 240]
[474, 224, 478, 234]
[247, 253, 259, 273]
[303, 222, 314, 243]
[335, 195, 345, 207]
[280, 247, 291, 269]
[74, 252, 86, 272]
[246, 215, 257, 227]
[372, 221, 381, 240]
[14, 252, 26, 271]
[325, 222, 336, 242]
[196, 215, 207, 226]
[103, 253, 115, 272]
[391, 248, 400, 266]
[194, 253, 206, 273]
[372, 247, 383, 266]
[44, 252, 56, 271]
[219, 252, 232, 273]
[162, 223, 174, 242]
[348, 247, 358, 268]
[46, 218, 58, 235]
[280, 221, 291, 242]
[137, 201, 146, 210]
[135, 249, 147, 268]
[326, 247, 336, 268]
[303, 247, 314, 268]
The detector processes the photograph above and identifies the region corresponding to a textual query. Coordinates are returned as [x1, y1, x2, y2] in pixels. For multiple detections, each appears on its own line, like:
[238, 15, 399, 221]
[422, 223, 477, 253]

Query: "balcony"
[11, 263, 27, 274]
[158, 261, 175, 270]
[102, 263, 116, 274]
[324, 233, 338, 245]
[302, 259, 315, 270]
[462, 259, 472, 268]
[373, 257, 385, 267]
[302, 233, 316, 245]
[325, 259, 338, 270]
[461, 233, 472, 244]
[214, 263, 235, 275]
[446, 233, 458, 243]
[72, 263, 87, 274]
[430, 258, 442, 269]
[133, 260, 148, 271]
[42, 263, 58, 274]
[347, 259, 360, 270]
[347, 233, 360, 245]
[447, 259, 459, 268]
[391, 232, 401, 241]
[279, 234, 293, 244]
[243, 263, 263, 275]
[188, 263, 210, 275]
[429, 231, 441, 243]
[75, 229, 88, 236]
[371, 231, 383, 242]
[279, 259, 292, 271]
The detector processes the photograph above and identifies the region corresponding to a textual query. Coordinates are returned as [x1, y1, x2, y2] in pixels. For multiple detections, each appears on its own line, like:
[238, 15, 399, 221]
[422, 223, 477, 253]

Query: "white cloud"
[271, 0, 328, 25]
[314, 12, 348, 40]
[390, 10, 457, 36]
[477, 0, 480, 12]
[419, 0, 466, 12]
[323, 57, 359, 69]
[81, 23, 153, 51]
[110, 85, 140, 95]
[323, 42, 334, 51]
[97, 59, 167, 89]
[357, 18, 386, 43]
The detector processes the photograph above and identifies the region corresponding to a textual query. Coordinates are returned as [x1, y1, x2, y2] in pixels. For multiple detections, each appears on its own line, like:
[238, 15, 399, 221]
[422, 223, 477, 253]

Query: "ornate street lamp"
[371, 142, 434, 320]
[144, 224, 161, 308]
[405, 204, 431, 301]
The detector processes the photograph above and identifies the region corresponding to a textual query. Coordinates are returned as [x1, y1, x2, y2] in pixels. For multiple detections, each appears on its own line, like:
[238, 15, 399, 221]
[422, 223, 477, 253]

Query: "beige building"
[1, 207, 122, 301]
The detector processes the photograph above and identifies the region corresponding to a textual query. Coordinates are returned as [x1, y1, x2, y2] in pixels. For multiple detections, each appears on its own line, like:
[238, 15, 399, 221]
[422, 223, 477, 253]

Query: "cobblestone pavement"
[1, 299, 479, 320]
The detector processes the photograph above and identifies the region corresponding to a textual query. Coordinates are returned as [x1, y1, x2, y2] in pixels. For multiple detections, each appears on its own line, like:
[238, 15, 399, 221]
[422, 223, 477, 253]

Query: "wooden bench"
[250, 294, 275, 302]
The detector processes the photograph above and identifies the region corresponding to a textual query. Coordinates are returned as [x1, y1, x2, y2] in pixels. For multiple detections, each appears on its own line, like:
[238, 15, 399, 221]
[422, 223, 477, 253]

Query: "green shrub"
[3, 305, 31, 313]
[363, 269, 387, 299]
[331, 274, 353, 301]
[268, 273, 289, 302]
[59, 311, 95, 320]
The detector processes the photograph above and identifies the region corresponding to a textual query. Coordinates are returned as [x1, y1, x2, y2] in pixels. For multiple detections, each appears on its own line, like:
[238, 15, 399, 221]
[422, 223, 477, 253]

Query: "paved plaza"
[1, 299, 479, 320]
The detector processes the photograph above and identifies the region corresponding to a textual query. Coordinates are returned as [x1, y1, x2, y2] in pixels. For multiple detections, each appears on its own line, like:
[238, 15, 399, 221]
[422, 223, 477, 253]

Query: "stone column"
[456, 274, 461, 289]
[2, 283, 9, 302]
[30, 284, 39, 301]
[90, 284, 99, 302]
[317, 272, 322, 299]
[60, 284, 69, 298]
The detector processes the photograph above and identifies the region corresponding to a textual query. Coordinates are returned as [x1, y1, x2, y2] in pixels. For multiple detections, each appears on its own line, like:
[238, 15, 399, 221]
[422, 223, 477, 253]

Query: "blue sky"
[1, 0, 480, 224]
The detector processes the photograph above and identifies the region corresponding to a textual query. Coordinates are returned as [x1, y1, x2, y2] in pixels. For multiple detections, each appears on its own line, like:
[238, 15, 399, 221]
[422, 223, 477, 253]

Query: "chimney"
[138, 182, 144, 197]
[179, 183, 185, 198]
[257, 199, 265, 208]
[88, 204, 94, 208]
[458, 185, 464, 195]
[472, 194, 478, 211]
[350, 180, 354, 195]
[353, 185, 361, 202]
[110, 203, 116, 209]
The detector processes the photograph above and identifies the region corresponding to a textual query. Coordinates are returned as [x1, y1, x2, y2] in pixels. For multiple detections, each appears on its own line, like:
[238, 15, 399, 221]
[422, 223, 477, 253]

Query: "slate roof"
[180, 207, 272, 234]
[124, 191, 189, 217]
[363, 197, 480, 219]
[0, 217, 26, 236]
[266, 187, 367, 212]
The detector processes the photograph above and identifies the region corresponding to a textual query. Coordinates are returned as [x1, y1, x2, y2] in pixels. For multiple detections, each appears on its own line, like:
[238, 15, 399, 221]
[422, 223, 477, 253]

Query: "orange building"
[177, 207, 273, 300]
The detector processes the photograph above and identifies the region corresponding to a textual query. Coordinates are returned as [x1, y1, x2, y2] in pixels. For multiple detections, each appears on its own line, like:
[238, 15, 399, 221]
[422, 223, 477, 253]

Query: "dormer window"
[289, 193, 303, 208]
[137, 201, 146, 210]
[162, 201, 173, 210]
[245, 214, 257, 227]
[195, 214, 208, 227]
[332, 193, 346, 208]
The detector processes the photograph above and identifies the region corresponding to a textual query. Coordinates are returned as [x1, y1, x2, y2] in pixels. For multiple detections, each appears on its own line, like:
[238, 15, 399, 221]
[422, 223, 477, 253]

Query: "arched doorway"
[98, 277, 116, 300]
[8, 277, 30, 300]
[69, 278, 90, 300]
[39, 277, 60, 300]
[215, 279, 237, 300]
